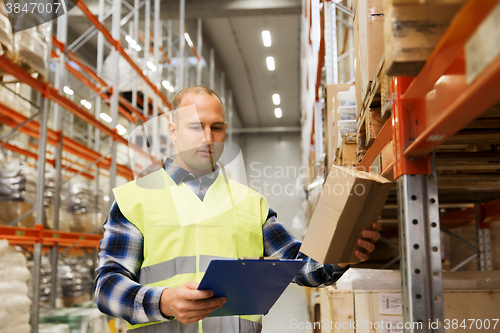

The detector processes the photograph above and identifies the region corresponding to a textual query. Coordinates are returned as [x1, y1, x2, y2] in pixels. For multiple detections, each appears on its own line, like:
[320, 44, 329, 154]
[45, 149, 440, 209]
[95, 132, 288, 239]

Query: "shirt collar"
[163, 157, 220, 185]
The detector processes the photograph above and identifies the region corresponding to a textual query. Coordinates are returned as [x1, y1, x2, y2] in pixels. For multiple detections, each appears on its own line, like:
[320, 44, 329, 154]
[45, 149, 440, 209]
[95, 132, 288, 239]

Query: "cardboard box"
[300, 165, 393, 264]
[318, 288, 500, 333]
[325, 84, 355, 169]
[354, 0, 385, 108]
[384, 2, 463, 76]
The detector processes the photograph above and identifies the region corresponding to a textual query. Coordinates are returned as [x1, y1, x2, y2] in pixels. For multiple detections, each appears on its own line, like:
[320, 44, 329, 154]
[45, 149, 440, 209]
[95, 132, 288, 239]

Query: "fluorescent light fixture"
[126, 35, 138, 49]
[103, 195, 110, 202]
[136, 45, 141, 51]
[100, 113, 112, 123]
[274, 108, 282, 118]
[184, 32, 193, 48]
[162, 80, 171, 90]
[146, 61, 156, 72]
[272, 94, 280, 106]
[262, 30, 271, 47]
[80, 99, 91, 110]
[162, 81, 175, 92]
[63, 86, 74, 96]
[116, 124, 127, 135]
[266, 56, 275, 71]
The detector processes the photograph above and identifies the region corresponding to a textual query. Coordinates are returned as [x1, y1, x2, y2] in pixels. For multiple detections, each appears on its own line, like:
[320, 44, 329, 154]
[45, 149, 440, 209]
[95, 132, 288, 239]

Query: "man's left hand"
[338, 222, 382, 269]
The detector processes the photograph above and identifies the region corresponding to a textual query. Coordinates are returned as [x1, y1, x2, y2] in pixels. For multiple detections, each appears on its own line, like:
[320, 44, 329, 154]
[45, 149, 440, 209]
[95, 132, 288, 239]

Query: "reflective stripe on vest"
[139, 255, 233, 285]
[130, 317, 262, 333]
[113, 169, 268, 332]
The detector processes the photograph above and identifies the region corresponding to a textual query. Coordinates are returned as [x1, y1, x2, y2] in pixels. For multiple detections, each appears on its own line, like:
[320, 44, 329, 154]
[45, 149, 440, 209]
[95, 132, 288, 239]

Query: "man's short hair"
[171, 86, 225, 124]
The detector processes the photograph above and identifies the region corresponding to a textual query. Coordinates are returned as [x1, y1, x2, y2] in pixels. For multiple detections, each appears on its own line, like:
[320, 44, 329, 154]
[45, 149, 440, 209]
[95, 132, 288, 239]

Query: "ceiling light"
[262, 30, 271, 47]
[266, 56, 275, 71]
[184, 32, 193, 48]
[126, 35, 138, 49]
[162, 80, 171, 90]
[63, 86, 74, 96]
[272, 94, 280, 106]
[146, 61, 156, 72]
[116, 124, 127, 135]
[275, 108, 282, 119]
[136, 45, 141, 51]
[103, 195, 110, 202]
[100, 113, 112, 123]
[80, 99, 91, 110]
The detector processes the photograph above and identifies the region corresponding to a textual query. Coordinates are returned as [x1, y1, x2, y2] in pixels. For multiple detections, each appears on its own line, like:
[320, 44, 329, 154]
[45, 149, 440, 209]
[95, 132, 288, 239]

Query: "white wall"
[237, 133, 306, 239]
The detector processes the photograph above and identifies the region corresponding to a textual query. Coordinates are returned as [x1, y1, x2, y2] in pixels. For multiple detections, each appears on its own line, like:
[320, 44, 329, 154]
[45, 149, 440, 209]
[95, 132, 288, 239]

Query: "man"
[95, 86, 382, 333]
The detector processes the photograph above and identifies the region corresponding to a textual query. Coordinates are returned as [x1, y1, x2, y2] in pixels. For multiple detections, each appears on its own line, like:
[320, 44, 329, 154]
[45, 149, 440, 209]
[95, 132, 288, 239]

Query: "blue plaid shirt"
[94, 160, 349, 324]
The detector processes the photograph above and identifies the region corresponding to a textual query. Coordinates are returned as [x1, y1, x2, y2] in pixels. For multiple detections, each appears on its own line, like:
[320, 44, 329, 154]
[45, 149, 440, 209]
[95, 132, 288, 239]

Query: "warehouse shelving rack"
[301, 0, 354, 167]
[0, 0, 237, 332]
[305, 0, 500, 331]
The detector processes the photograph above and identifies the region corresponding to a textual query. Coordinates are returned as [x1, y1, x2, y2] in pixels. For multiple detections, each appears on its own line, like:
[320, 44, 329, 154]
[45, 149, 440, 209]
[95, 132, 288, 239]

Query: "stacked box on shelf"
[384, 0, 466, 76]
[0, 240, 32, 333]
[354, 0, 385, 117]
[13, 23, 50, 81]
[325, 84, 356, 170]
[0, 3, 12, 59]
[316, 269, 500, 333]
[0, 157, 57, 228]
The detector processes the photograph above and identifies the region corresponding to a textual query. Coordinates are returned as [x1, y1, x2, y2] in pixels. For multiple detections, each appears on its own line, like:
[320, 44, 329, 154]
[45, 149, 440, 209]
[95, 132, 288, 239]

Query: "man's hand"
[338, 222, 382, 269]
[160, 281, 226, 324]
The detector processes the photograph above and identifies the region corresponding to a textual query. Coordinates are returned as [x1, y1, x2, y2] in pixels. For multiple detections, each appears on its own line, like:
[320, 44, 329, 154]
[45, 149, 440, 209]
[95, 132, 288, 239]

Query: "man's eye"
[190, 126, 202, 130]
[212, 127, 223, 131]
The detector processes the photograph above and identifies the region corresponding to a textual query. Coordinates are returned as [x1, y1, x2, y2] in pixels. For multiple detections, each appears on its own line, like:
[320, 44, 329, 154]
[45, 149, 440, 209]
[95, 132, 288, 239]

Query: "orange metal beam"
[399, 0, 500, 157]
[73, 0, 172, 109]
[440, 207, 475, 228]
[482, 199, 500, 224]
[138, 31, 171, 65]
[52, 41, 147, 122]
[0, 56, 129, 146]
[0, 102, 134, 180]
[315, 4, 325, 102]
[0, 142, 95, 180]
[183, 29, 201, 61]
[358, 114, 394, 171]
[392, 77, 432, 177]
[0, 225, 101, 248]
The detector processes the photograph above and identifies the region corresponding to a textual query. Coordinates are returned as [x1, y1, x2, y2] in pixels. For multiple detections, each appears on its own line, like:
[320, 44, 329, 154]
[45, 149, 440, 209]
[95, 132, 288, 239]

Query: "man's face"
[169, 93, 226, 172]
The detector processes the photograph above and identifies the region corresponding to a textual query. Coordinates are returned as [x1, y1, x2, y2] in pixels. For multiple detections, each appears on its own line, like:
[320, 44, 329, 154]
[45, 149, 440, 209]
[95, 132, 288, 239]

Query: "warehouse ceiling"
[64, 0, 303, 129]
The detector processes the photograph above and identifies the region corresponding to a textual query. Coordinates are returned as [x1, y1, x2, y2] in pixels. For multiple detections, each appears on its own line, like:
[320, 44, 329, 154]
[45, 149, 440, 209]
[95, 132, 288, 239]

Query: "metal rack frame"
[0, 1, 238, 332]
[304, 0, 500, 331]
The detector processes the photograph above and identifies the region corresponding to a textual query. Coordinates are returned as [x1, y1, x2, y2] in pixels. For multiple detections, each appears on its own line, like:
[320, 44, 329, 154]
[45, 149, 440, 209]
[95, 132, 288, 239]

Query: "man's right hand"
[159, 281, 226, 324]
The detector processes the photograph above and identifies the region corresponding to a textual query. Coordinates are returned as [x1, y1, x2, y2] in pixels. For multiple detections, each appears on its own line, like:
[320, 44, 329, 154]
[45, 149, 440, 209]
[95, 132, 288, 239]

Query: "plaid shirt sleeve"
[263, 209, 350, 287]
[94, 202, 170, 324]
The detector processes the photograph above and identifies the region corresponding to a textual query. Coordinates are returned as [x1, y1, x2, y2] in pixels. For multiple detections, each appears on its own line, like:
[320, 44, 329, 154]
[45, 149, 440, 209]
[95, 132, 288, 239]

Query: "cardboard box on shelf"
[325, 84, 355, 170]
[300, 165, 393, 265]
[354, 0, 385, 111]
[319, 288, 500, 333]
[384, 1, 464, 76]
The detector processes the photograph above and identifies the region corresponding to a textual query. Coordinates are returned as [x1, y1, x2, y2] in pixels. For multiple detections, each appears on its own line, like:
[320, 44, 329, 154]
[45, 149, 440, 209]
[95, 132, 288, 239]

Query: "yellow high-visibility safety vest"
[113, 168, 268, 333]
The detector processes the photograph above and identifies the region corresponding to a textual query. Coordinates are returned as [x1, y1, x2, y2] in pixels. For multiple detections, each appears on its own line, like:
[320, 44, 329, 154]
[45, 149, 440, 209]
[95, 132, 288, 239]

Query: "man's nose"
[203, 127, 214, 145]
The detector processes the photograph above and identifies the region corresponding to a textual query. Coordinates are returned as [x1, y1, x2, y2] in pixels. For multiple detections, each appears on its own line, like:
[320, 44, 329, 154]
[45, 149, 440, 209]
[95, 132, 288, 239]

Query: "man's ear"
[168, 122, 177, 140]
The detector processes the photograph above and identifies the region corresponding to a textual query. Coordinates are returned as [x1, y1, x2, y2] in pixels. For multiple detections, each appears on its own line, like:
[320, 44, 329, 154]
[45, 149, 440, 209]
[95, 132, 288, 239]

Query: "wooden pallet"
[356, 56, 392, 161]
